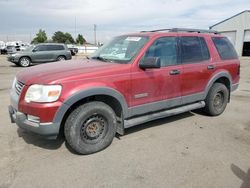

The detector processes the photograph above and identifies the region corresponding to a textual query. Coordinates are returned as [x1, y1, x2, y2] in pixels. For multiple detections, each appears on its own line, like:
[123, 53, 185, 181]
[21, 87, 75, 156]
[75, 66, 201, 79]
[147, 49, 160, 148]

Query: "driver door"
[32, 45, 50, 62]
[130, 36, 182, 115]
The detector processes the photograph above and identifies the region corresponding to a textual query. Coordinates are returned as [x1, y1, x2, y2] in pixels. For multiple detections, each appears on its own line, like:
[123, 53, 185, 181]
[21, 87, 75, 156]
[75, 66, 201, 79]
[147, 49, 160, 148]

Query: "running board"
[124, 101, 205, 128]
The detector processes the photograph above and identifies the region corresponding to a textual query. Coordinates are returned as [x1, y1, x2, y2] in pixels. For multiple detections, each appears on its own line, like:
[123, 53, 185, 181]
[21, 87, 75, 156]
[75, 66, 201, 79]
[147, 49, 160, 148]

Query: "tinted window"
[144, 37, 177, 67]
[212, 37, 238, 60]
[35, 45, 47, 51]
[47, 45, 65, 51]
[180, 37, 210, 63]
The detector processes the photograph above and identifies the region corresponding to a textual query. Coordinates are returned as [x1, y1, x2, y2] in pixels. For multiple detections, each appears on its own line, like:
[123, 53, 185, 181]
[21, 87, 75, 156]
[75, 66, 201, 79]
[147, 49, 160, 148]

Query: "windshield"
[91, 35, 149, 64]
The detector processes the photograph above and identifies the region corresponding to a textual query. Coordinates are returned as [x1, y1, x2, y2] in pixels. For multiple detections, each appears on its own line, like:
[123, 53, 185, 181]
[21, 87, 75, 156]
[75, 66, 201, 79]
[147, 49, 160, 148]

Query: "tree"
[31, 29, 47, 44]
[52, 31, 75, 44]
[65, 32, 75, 44]
[76, 34, 86, 45]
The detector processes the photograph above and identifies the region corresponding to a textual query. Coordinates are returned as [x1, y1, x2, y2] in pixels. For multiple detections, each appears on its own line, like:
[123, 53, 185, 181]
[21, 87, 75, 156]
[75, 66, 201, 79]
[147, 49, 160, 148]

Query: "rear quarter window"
[212, 37, 238, 60]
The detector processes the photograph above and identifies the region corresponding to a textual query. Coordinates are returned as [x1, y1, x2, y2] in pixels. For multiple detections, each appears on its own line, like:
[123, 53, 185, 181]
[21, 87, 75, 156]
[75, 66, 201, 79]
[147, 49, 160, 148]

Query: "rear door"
[179, 36, 214, 103]
[45, 45, 61, 61]
[48, 45, 65, 61]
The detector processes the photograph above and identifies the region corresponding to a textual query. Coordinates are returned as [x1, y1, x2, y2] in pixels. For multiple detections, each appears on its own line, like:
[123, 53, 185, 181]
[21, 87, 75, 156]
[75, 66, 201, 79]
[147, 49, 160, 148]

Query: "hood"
[17, 59, 129, 85]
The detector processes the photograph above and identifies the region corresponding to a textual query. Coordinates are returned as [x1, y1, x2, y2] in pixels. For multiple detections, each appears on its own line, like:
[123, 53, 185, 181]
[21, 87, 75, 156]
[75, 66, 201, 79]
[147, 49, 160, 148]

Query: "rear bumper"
[8, 105, 60, 139]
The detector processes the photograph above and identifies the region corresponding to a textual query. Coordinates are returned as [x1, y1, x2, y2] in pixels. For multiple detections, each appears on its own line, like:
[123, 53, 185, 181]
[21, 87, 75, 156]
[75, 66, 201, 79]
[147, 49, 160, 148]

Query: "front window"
[34, 45, 47, 52]
[91, 35, 149, 64]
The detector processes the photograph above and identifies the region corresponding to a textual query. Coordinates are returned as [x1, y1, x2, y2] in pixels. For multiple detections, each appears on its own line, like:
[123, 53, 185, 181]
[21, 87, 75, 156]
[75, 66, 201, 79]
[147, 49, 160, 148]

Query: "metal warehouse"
[210, 10, 250, 57]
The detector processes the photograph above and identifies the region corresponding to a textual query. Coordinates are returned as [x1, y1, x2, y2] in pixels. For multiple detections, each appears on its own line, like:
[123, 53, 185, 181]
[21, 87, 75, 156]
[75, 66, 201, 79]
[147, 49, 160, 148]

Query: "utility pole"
[75, 16, 77, 40]
[30, 33, 32, 43]
[94, 24, 97, 45]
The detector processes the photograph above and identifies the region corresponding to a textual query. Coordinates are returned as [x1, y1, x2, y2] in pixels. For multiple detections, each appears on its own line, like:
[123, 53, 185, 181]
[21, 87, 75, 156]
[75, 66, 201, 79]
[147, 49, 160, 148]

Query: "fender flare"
[52, 87, 129, 126]
[204, 71, 232, 97]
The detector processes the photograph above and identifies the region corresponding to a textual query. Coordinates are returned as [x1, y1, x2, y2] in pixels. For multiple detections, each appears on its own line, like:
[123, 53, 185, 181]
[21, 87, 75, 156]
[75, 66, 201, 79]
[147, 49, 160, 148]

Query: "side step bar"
[124, 101, 205, 128]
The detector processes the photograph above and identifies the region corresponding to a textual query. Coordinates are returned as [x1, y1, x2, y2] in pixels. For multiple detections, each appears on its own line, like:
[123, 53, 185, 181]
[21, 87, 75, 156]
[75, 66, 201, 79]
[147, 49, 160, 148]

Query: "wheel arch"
[19, 56, 32, 62]
[205, 72, 232, 100]
[53, 87, 128, 136]
[57, 55, 66, 60]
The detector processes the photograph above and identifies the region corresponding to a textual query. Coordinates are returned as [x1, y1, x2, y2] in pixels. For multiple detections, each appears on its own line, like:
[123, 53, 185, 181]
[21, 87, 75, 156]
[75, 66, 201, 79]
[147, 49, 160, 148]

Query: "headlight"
[25, 84, 62, 103]
[11, 54, 16, 57]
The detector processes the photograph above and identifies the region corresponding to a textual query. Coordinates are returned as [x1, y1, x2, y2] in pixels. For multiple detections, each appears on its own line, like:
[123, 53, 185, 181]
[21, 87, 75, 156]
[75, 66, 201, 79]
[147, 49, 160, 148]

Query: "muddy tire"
[64, 101, 117, 154]
[204, 83, 229, 116]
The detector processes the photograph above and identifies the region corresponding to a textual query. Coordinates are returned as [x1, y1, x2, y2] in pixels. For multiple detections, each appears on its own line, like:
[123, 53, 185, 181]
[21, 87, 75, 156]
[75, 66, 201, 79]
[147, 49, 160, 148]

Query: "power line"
[94, 24, 97, 45]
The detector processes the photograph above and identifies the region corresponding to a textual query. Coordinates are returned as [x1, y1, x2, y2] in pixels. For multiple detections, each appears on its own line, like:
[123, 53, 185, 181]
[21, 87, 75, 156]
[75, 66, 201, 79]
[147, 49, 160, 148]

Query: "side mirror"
[32, 49, 37, 52]
[139, 57, 161, 69]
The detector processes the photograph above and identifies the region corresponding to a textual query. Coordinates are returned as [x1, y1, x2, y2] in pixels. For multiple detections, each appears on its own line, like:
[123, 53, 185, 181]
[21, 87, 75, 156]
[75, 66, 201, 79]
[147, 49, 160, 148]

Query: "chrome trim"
[15, 80, 25, 96]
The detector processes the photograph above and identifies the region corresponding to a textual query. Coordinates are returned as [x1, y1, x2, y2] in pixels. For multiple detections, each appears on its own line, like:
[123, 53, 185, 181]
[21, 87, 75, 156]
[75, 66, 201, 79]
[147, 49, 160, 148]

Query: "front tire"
[19, 57, 31, 67]
[204, 83, 229, 116]
[64, 101, 117, 154]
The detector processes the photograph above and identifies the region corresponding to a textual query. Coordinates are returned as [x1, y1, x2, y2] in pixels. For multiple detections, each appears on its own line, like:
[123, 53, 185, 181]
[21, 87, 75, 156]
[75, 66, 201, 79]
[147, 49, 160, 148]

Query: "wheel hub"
[81, 115, 106, 141]
[20, 58, 29, 66]
[85, 121, 102, 138]
[214, 92, 223, 108]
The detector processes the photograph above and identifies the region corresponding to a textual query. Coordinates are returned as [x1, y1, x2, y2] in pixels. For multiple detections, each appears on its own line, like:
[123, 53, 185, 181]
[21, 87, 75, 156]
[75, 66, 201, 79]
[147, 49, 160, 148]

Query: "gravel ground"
[0, 55, 249, 188]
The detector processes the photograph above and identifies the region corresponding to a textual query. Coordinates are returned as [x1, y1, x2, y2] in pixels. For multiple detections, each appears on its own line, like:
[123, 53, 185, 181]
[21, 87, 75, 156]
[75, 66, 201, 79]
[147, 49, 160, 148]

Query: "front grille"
[15, 80, 25, 96]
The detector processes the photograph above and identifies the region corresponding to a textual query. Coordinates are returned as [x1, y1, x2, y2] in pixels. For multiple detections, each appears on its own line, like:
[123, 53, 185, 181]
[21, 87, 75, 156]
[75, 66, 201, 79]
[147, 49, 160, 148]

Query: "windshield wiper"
[91, 56, 109, 62]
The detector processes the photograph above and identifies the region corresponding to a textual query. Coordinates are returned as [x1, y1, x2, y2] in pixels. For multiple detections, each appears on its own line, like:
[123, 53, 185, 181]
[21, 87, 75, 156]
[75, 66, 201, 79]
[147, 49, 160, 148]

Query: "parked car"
[6, 45, 16, 54]
[0, 41, 6, 54]
[67, 45, 79, 56]
[20, 43, 30, 51]
[7, 43, 72, 67]
[9, 28, 240, 154]
[68, 47, 78, 56]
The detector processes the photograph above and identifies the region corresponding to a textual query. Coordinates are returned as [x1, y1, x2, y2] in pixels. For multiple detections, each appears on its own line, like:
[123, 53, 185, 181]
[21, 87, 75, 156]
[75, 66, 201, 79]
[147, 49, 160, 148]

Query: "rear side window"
[212, 37, 238, 60]
[180, 36, 210, 63]
[47, 45, 65, 51]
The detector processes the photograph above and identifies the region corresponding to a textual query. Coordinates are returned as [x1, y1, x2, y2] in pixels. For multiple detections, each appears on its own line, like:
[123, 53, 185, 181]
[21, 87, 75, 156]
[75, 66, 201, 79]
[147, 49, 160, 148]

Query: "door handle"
[169, 70, 181, 75]
[207, 65, 215, 70]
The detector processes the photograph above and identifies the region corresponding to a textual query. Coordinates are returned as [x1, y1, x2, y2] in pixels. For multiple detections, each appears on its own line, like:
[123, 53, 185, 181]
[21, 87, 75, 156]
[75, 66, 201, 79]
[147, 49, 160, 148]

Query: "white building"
[210, 10, 250, 57]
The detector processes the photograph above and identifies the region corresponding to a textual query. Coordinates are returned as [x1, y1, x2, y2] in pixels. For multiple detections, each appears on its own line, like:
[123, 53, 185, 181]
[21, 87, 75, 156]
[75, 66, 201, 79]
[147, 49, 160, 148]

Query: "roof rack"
[170, 28, 219, 34]
[141, 28, 219, 34]
[141, 28, 171, 32]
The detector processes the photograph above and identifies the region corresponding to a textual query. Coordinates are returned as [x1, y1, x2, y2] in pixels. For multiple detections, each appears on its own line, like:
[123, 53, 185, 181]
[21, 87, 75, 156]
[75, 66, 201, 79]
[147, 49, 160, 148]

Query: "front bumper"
[7, 56, 19, 63]
[231, 83, 239, 92]
[8, 105, 60, 139]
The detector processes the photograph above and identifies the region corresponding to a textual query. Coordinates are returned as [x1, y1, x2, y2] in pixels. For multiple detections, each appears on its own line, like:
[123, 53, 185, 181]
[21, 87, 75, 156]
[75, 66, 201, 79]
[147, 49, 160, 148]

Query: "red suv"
[9, 28, 240, 154]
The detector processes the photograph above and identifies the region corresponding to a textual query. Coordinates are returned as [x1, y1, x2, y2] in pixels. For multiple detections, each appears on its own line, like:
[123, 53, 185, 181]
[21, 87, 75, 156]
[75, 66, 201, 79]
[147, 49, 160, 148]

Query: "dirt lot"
[0, 55, 250, 188]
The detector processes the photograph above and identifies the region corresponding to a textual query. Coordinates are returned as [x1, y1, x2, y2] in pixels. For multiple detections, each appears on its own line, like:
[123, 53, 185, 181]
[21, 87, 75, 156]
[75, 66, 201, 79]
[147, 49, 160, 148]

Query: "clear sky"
[0, 0, 249, 43]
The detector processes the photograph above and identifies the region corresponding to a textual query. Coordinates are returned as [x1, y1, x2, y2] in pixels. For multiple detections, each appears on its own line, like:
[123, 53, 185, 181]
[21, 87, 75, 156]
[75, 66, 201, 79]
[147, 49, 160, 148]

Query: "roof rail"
[170, 28, 219, 34]
[141, 28, 219, 34]
[141, 28, 171, 32]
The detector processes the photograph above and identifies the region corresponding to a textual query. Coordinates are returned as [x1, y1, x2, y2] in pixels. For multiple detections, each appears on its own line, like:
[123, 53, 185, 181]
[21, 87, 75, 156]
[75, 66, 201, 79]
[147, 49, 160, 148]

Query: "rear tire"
[19, 57, 31, 67]
[64, 101, 117, 154]
[204, 83, 229, 116]
[57, 56, 66, 61]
